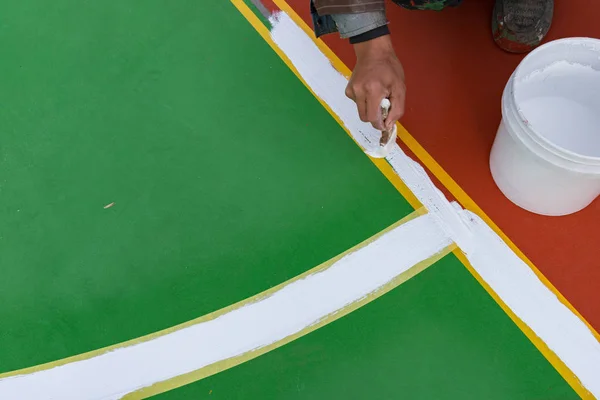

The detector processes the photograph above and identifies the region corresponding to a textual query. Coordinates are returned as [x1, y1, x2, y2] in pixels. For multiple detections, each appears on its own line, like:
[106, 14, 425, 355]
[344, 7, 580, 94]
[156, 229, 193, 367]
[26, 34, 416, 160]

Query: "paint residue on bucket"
[515, 60, 600, 158]
[491, 38, 600, 216]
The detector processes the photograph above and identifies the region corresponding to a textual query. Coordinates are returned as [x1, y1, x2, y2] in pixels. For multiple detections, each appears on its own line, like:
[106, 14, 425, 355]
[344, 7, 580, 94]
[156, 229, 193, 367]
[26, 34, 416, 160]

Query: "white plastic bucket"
[490, 38, 600, 216]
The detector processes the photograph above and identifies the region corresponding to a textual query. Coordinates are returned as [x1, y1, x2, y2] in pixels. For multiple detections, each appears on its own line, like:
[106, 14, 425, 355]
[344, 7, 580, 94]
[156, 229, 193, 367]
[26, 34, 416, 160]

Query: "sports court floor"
[0, 1, 598, 398]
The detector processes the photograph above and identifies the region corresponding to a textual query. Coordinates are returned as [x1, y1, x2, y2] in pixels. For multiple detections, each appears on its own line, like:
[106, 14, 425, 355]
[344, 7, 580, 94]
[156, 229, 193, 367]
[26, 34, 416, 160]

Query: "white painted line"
[0, 214, 451, 399]
[268, 11, 600, 396]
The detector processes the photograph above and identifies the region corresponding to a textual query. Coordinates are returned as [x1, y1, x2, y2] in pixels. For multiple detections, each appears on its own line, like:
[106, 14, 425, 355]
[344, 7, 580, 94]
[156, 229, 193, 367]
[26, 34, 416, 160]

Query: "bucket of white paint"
[490, 38, 600, 216]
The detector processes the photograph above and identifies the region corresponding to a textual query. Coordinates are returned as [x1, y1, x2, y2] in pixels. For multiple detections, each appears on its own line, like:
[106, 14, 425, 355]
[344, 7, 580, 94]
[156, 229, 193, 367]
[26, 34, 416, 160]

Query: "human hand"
[345, 35, 406, 131]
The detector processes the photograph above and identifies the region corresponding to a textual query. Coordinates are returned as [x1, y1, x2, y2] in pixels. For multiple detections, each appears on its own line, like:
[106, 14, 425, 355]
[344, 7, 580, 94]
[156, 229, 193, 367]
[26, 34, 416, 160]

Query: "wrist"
[353, 34, 394, 60]
[348, 24, 390, 45]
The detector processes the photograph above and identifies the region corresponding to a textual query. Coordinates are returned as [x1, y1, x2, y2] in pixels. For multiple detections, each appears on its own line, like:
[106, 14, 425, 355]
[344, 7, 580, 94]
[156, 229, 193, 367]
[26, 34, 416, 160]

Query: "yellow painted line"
[0, 208, 451, 398]
[264, 0, 596, 398]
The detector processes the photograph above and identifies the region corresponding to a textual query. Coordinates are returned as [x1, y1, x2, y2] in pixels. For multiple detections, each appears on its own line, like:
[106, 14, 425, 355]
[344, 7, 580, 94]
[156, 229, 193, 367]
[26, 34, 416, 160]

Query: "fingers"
[385, 83, 406, 131]
[346, 81, 387, 130]
[365, 84, 386, 130]
[346, 84, 365, 123]
[345, 84, 354, 102]
[357, 97, 368, 124]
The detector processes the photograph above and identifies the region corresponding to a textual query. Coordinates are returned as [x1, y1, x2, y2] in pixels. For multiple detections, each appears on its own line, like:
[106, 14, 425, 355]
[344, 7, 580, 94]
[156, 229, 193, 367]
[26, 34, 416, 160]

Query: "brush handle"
[380, 98, 391, 120]
[379, 98, 393, 146]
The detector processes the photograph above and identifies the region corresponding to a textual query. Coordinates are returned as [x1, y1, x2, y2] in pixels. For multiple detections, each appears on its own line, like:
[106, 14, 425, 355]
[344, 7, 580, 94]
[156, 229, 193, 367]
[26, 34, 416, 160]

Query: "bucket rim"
[510, 37, 600, 165]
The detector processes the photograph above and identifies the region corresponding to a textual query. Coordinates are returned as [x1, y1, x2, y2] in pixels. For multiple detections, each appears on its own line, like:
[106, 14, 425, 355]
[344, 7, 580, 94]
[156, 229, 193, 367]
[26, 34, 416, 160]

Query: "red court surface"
[286, 0, 600, 331]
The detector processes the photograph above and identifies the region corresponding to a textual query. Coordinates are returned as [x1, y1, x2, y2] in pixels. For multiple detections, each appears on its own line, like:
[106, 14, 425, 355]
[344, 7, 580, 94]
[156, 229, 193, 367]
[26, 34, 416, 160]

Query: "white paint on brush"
[380, 98, 391, 110]
[0, 214, 451, 400]
[268, 11, 600, 396]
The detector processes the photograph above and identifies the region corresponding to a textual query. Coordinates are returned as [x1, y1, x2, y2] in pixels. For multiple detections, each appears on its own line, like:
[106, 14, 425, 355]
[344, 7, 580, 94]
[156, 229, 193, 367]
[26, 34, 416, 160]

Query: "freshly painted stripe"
[271, 0, 600, 351]
[0, 213, 452, 399]
[266, 9, 600, 398]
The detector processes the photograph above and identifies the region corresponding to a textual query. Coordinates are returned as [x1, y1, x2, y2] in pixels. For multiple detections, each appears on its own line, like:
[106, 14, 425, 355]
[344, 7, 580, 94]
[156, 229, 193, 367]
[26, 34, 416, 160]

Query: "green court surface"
[0, 0, 576, 398]
[0, 0, 409, 372]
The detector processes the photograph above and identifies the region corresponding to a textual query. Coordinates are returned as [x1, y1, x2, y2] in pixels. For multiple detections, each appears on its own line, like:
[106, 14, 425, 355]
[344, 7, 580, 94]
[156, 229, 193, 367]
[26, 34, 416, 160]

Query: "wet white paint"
[0, 214, 451, 400]
[516, 61, 600, 158]
[268, 11, 600, 396]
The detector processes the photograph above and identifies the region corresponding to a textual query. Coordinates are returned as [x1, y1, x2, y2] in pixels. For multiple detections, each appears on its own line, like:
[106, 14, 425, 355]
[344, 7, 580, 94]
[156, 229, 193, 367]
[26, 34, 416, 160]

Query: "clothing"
[310, 0, 462, 38]
[349, 25, 391, 44]
[310, 0, 552, 53]
[331, 11, 388, 38]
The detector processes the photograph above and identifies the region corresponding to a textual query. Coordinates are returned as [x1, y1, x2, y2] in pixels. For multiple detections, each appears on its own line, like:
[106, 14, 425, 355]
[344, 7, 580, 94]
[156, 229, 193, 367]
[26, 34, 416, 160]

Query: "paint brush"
[365, 98, 397, 159]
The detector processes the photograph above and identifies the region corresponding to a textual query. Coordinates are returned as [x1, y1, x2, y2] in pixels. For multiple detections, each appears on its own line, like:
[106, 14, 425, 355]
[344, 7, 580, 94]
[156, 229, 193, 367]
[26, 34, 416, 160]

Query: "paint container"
[490, 38, 600, 216]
